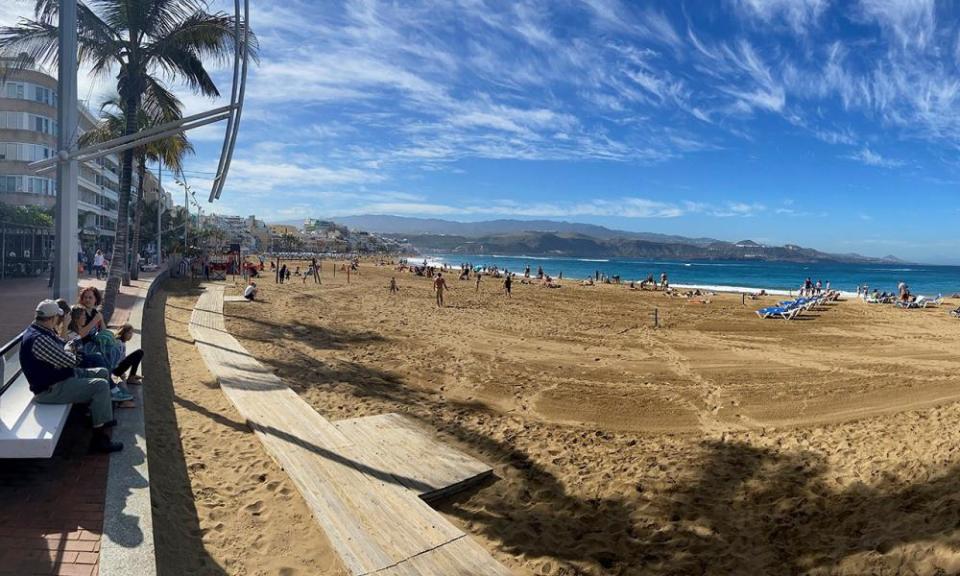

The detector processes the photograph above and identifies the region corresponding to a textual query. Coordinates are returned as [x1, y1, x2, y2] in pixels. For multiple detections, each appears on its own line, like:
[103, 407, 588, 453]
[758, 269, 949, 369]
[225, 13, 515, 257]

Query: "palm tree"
[0, 0, 257, 318]
[80, 95, 193, 280]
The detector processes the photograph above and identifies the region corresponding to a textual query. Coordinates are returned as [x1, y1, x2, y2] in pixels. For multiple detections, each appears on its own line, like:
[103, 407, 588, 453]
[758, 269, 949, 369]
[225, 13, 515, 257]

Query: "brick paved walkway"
[0, 271, 160, 343]
[0, 410, 108, 576]
[0, 270, 162, 575]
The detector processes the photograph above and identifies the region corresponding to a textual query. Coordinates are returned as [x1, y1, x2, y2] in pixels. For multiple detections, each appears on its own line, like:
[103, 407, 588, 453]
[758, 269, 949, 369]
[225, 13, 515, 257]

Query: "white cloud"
[318, 196, 769, 220]
[711, 202, 767, 217]
[856, 0, 935, 51]
[845, 147, 905, 168]
[733, 0, 830, 34]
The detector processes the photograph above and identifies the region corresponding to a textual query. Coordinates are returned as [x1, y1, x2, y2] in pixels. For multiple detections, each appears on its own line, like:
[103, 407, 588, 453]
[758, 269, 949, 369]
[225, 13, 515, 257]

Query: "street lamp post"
[54, 0, 79, 302]
[156, 159, 162, 265]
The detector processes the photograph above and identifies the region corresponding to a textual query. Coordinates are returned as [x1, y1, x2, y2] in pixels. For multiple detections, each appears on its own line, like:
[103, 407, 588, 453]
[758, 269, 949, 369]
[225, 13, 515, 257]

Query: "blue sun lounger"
[756, 305, 800, 320]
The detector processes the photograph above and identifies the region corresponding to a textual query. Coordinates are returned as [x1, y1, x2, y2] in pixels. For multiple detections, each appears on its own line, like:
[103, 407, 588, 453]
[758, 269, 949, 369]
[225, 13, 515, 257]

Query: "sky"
[3, 1, 960, 262]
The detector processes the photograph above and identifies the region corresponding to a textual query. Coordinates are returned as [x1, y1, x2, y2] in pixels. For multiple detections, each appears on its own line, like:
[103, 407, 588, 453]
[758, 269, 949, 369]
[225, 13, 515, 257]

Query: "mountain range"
[331, 215, 720, 245]
[324, 215, 904, 264]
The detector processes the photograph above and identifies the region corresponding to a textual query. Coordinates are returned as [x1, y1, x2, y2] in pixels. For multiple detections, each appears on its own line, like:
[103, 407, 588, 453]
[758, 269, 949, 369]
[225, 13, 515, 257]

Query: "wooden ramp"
[189, 285, 509, 576]
[334, 413, 493, 502]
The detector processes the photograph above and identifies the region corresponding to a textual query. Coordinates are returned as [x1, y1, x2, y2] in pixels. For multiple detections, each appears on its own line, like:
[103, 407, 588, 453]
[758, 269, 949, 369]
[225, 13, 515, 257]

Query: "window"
[0, 111, 26, 130]
[0, 143, 50, 161]
[0, 175, 23, 193]
[4, 82, 25, 99]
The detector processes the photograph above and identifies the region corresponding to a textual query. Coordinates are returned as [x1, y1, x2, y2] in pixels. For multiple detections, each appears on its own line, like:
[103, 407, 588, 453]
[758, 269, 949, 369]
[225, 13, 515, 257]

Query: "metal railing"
[0, 333, 23, 398]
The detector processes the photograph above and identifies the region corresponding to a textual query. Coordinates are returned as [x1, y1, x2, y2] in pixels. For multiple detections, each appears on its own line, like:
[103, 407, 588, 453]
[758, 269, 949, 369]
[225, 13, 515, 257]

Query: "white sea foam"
[490, 254, 556, 260]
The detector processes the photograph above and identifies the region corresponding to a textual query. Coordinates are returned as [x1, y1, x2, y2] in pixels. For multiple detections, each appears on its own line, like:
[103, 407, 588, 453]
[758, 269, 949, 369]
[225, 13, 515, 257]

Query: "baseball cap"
[36, 299, 64, 318]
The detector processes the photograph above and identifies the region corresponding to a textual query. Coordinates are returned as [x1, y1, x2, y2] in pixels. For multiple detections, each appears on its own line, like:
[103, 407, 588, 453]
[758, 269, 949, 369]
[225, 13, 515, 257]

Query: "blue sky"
[3, 1, 960, 262]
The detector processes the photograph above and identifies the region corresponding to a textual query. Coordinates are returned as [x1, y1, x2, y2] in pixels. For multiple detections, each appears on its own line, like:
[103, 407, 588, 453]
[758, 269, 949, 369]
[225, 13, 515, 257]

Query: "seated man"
[19, 299, 122, 453]
[243, 281, 258, 301]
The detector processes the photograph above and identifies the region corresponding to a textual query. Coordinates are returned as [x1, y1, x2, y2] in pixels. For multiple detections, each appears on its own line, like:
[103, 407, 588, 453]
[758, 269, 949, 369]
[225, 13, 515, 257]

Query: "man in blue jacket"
[19, 299, 122, 453]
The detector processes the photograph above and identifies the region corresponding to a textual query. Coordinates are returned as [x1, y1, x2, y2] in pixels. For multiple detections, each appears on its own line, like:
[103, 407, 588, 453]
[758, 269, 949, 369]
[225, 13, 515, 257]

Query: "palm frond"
[0, 20, 60, 70]
[2, 2, 122, 74]
[142, 75, 184, 123]
[84, 89, 192, 175]
[147, 129, 193, 175]
[143, 0, 206, 39]
[77, 112, 123, 147]
[150, 43, 219, 96]
[145, 9, 260, 84]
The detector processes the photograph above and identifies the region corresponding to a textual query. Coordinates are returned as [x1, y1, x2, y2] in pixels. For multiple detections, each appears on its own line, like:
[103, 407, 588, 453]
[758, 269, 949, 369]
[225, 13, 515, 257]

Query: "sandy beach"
[154, 262, 960, 575]
[144, 282, 347, 576]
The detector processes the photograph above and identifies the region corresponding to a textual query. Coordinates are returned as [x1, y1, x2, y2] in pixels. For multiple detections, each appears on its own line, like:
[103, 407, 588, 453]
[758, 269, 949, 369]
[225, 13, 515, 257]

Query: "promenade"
[0, 270, 162, 576]
[0, 272, 148, 345]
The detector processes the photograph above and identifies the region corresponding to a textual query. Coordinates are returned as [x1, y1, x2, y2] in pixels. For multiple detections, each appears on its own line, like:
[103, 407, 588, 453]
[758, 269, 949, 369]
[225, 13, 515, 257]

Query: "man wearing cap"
[19, 299, 122, 453]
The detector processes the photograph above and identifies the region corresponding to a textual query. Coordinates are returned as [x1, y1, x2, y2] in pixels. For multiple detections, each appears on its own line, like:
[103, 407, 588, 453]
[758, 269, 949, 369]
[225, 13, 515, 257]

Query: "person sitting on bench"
[113, 324, 143, 385]
[19, 299, 122, 453]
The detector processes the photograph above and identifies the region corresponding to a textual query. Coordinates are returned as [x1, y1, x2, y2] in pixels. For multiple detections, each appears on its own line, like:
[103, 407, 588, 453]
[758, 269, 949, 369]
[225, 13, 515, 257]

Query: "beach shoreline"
[410, 253, 958, 297]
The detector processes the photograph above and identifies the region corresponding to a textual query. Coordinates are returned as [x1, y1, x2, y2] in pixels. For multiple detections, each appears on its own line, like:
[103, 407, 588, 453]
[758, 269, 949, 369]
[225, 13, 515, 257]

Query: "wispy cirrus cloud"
[731, 0, 830, 34]
[844, 147, 905, 168]
[325, 197, 769, 221]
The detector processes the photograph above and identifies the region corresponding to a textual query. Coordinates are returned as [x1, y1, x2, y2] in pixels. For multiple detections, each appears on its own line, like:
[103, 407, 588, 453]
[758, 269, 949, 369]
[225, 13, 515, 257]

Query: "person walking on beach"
[434, 273, 449, 307]
[389, 277, 399, 294]
[311, 257, 321, 284]
[475, 273, 482, 292]
[503, 273, 512, 297]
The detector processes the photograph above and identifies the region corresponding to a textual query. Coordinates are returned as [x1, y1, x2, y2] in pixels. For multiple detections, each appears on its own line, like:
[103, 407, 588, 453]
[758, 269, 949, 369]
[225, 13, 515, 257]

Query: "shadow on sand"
[183, 283, 960, 575]
[143, 285, 228, 576]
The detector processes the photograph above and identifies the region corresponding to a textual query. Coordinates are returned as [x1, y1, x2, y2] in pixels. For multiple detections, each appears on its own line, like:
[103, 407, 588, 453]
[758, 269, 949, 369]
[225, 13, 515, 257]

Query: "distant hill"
[387, 230, 904, 265]
[331, 215, 720, 245]
[273, 215, 903, 264]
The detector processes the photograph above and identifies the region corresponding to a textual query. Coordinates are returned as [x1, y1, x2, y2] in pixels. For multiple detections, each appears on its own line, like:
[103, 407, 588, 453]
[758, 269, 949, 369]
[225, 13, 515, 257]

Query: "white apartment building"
[0, 57, 172, 258]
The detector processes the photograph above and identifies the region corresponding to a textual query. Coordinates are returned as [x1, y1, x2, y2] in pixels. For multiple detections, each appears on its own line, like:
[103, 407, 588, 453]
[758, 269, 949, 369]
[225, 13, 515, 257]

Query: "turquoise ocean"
[424, 254, 960, 296]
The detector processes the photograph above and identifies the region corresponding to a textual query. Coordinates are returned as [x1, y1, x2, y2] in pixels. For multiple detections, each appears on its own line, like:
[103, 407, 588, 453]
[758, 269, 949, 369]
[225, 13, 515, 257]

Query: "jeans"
[34, 367, 113, 427]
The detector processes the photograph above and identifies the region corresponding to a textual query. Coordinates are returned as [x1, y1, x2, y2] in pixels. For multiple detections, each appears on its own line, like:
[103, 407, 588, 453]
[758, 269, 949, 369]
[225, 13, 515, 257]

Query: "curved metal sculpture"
[211, 0, 251, 202]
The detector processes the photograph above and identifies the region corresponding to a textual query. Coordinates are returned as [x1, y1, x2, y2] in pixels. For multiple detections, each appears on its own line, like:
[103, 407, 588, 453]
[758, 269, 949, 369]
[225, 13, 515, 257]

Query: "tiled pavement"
[0, 269, 164, 575]
[0, 410, 108, 576]
[0, 272, 158, 344]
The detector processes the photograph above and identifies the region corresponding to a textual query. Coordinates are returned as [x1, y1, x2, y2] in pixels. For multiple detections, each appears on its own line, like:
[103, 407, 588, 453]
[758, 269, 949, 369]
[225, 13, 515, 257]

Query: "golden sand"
[144, 282, 347, 576]
[158, 261, 960, 575]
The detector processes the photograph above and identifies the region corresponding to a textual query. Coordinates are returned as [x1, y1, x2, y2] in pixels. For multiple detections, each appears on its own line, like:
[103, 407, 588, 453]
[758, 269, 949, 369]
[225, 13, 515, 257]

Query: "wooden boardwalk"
[189, 285, 509, 575]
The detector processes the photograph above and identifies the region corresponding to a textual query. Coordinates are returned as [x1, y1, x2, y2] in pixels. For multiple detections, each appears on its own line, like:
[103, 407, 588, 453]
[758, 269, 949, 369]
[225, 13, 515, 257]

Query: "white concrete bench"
[0, 337, 70, 459]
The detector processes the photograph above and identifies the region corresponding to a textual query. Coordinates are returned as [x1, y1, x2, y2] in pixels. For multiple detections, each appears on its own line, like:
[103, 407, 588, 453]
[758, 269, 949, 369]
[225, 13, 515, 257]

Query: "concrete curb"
[99, 270, 166, 576]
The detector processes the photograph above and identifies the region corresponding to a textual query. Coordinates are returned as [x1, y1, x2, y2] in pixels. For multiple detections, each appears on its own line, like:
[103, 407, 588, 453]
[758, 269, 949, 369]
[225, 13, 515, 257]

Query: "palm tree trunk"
[129, 156, 145, 281]
[102, 89, 140, 321]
